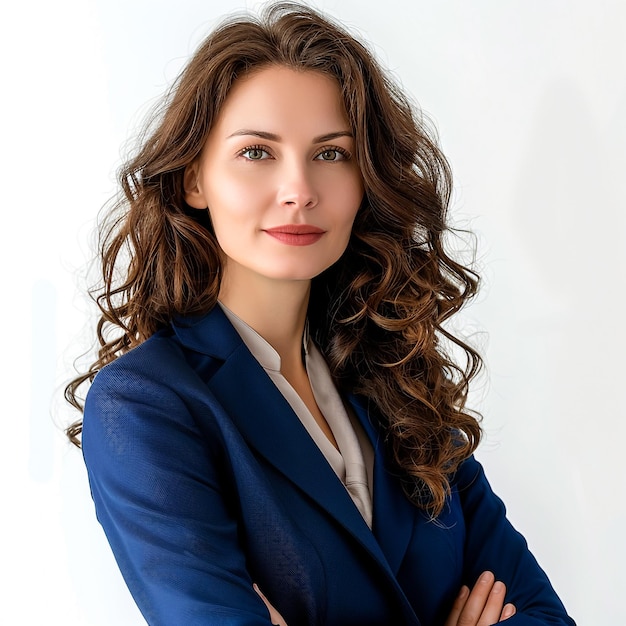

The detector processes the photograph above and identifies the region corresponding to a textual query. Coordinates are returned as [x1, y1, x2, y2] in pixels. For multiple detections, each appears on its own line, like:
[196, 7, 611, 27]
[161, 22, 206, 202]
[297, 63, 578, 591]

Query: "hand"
[444, 571, 516, 626]
[253, 583, 289, 626]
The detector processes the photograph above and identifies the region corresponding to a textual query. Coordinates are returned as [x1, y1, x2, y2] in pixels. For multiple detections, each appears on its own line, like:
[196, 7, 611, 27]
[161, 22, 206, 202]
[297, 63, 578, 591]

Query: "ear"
[183, 160, 207, 209]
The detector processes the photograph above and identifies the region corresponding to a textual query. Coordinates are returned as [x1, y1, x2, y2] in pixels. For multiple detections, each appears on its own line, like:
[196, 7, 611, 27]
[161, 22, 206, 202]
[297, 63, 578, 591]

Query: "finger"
[452, 571, 508, 626]
[500, 603, 517, 622]
[454, 571, 496, 625]
[443, 585, 470, 626]
[253, 584, 288, 625]
[475, 580, 507, 626]
[253, 582, 269, 605]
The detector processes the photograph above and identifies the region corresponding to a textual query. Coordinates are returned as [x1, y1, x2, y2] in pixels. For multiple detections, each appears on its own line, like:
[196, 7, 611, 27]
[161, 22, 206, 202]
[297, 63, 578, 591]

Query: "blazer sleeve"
[455, 456, 576, 626]
[82, 356, 272, 626]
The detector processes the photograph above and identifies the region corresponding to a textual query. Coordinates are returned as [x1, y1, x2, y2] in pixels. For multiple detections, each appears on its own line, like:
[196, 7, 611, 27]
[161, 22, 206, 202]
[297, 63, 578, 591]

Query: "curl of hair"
[65, 1, 482, 517]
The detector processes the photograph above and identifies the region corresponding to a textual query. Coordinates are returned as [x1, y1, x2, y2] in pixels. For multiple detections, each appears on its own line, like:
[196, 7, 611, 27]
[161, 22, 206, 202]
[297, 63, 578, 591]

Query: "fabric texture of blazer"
[83, 305, 575, 626]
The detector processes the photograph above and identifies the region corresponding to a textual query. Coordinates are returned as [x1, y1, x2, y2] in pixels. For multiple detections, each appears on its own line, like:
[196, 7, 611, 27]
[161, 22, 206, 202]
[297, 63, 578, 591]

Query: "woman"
[66, 2, 576, 625]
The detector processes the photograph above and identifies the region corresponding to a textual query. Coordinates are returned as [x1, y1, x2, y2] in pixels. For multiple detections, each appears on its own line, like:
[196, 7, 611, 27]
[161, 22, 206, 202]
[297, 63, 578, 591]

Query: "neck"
[218, 270, 311, 372]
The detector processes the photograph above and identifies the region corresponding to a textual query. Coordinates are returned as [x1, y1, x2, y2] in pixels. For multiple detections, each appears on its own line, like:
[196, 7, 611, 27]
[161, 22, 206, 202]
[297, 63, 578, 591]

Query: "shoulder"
[92, 329, 187, 384]
[83, 333, 192, 441]
[84, 335, 185, 430]
[82, 306, 247, 454]
[448, 454, 513, 548]
[450, 455, 499, 508]
[451, 454, 483, 489]
[82, 327, 230, 474]
[83, 326, 220, 447]
[86, 317, 225, 404]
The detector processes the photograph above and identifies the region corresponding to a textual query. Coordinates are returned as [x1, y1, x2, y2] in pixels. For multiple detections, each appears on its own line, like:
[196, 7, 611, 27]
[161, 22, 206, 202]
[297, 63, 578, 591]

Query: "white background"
[1, 0, 623, 623]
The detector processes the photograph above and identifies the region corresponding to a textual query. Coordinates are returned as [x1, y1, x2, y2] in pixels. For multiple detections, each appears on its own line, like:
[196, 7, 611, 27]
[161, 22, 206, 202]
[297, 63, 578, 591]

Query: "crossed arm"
[84, 356, 574, 625]
[256, 571, 517, 626]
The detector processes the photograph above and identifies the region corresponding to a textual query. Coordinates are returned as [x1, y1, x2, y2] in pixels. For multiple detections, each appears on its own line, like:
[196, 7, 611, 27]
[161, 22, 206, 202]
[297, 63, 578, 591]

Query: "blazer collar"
[173, 307, 418, 607]
[172, 305, 243, 361]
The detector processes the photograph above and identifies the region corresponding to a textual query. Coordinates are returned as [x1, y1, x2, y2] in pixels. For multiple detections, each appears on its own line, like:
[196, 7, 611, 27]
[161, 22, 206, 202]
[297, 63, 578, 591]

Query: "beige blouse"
[219, 302, 374, 528]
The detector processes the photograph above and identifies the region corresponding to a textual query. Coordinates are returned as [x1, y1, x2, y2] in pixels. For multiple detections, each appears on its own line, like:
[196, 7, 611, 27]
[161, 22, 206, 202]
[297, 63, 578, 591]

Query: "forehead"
[212, 65, 350, 135]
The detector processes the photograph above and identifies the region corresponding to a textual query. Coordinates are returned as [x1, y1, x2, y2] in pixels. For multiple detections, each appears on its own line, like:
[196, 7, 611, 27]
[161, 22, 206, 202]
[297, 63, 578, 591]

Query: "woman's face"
[184, 65, 364, 288]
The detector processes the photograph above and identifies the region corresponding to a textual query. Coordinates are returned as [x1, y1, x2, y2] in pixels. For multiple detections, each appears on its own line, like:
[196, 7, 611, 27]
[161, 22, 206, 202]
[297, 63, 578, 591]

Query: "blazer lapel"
[346, 393, 418, 576]
[173, 308, 420, 624]
[173, 308, 391, 566]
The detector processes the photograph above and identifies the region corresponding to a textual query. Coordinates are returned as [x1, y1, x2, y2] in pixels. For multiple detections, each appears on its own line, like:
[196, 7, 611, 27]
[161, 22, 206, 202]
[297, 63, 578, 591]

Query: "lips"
[263, 224, 326, 246]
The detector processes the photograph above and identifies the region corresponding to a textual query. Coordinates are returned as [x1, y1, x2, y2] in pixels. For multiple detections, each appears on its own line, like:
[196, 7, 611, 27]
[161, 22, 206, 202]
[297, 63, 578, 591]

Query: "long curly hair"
[65, 1, 482, 516]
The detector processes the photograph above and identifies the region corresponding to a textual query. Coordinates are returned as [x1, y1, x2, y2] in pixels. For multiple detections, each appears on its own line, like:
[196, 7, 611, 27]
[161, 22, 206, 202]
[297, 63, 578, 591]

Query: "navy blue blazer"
[83, 305, 575, 626]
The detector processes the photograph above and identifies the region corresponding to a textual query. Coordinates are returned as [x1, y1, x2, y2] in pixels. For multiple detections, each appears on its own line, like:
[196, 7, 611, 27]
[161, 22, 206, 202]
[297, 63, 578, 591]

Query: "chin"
[268, 272, 322, 282]
[256, 259, 336, 282]
[281, 264, 339, 282]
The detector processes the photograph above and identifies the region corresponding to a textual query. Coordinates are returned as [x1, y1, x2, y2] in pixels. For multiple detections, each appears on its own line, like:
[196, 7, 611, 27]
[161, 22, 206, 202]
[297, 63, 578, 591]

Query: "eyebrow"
[226, 129, 353, 143]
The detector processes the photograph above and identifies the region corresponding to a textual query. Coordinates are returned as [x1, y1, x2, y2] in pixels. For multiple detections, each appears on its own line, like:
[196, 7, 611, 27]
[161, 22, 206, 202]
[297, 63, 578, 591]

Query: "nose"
[276, 160, 318, 210]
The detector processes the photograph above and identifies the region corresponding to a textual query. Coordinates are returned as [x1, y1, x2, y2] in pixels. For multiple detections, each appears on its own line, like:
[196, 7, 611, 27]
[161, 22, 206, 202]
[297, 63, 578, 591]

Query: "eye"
[239, 146, 271, 160]
[314, 147, 350, 162]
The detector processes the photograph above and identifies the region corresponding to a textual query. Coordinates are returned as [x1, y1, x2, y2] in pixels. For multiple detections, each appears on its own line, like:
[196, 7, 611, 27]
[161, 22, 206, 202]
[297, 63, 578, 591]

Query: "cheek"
[331, 198, 362, 258]
[340, 169, 364, 211]
[208, 179, 248, 214]
[339, 180, 364, 228]
[204, 178, 263, 234]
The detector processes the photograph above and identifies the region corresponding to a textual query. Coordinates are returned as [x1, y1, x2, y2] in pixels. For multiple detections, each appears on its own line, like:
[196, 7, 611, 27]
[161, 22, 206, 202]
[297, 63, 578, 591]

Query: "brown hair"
[65, 1, 481, 516]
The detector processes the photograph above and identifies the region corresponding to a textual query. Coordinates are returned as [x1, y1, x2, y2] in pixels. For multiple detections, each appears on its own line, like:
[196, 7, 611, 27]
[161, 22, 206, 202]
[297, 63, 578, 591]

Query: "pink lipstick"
[263, 224, 325, 246]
